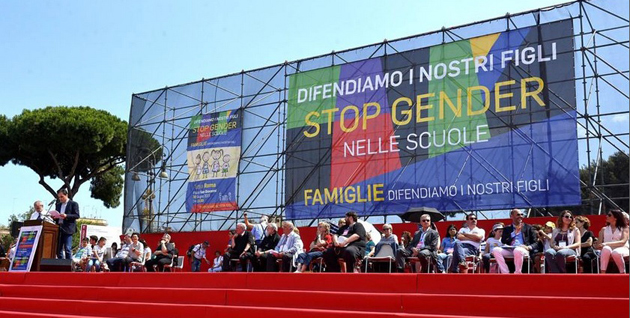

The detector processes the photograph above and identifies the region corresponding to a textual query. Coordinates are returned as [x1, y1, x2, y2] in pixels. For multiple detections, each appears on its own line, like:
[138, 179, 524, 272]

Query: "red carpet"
[0, 272, 627, 317]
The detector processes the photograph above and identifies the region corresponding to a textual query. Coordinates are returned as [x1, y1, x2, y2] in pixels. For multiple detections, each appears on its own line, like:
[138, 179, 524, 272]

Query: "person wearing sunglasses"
[544, 210, 581, 273]
[448, 213, 486, 273]
[395, 214, 439, 273]
[595, 210, 629, 273]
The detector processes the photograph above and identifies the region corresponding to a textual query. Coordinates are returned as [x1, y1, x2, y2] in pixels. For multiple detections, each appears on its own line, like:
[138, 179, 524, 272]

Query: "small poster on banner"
[9, 225, 43, 272]
[186, 109, 242, 213]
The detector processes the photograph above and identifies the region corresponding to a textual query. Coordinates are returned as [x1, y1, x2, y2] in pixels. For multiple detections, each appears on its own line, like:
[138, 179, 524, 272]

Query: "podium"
[23, 220, 59, 271]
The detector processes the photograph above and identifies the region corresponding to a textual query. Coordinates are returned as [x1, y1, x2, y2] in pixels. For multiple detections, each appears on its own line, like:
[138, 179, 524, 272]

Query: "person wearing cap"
[492, 208, 539, 274]
[190, 241, 210, 272]
[538, 222, 556, 251]
[482, 223, 504, 272]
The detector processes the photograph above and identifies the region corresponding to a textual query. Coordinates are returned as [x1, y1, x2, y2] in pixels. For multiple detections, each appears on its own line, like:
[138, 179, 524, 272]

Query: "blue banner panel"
[285, 19, 580, 220]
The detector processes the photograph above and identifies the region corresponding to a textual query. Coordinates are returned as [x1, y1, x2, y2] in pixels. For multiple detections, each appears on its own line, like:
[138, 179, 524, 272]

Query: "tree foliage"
[90, 165, 125, 208]
[7, 206, 35, 225]
[0, 106, 127, 207]
[580, 151, 629, 213]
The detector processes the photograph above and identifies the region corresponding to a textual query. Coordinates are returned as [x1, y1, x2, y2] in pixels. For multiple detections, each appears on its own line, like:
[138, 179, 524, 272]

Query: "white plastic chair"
[365, 243, 396, 273]
[164, 255, 185, 272]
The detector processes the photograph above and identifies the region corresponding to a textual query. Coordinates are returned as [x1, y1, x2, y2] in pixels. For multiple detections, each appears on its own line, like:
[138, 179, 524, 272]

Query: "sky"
[1, 0, 616, 228]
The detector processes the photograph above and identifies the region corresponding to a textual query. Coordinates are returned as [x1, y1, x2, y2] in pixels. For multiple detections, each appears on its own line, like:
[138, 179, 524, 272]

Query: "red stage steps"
[0, 272, 627, 318]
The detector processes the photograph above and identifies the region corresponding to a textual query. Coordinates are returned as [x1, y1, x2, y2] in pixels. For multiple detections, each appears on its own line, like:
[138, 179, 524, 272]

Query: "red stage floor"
[0, 272, 627, 317]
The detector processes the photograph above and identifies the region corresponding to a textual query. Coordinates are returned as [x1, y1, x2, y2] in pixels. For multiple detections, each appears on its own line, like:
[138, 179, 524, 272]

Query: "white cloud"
[611, 114, 628, 123]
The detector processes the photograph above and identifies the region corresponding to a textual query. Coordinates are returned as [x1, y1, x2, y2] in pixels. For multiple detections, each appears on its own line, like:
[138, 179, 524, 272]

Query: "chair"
[308, 257, 325, 272]
[532, 252, 545, 273]
[229, 246, 256, 272]
[564, 255, 581, 274]
[128, 258, 146, 272]
[276, 257, 293, 272]
[158, 256, 174, 272]
[365, 244, 396, 273]
[164, 255, 185, 272]
[463, 255, 482, 273]
[594, 253, 629, 273]
[462, 242, 484, 274]
[338, 256, 363, 273]
[494, 252, 533, 273]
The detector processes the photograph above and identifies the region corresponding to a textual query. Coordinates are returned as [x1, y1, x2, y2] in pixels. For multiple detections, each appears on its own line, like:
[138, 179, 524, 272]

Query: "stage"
[0, 272, 627, 317]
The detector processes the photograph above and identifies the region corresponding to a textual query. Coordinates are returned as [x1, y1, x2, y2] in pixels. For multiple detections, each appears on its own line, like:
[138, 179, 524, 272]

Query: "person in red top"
[294, 222, 333, 273]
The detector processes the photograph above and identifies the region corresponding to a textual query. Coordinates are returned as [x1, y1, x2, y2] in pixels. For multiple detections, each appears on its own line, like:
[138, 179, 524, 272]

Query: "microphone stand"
[42, 200, 57, 224]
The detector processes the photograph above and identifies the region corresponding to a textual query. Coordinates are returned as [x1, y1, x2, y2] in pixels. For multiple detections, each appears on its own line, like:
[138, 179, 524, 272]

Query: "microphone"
[48, 199, 56, 206]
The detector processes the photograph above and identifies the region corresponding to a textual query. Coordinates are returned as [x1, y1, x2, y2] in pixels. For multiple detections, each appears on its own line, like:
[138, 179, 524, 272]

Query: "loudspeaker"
[39, 258, 72, 272]
[10, 221, 23, 238]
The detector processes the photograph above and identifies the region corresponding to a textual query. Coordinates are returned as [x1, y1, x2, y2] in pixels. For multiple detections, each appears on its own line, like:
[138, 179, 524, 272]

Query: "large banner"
[186, 109, 241, 212]
[285, 20, 580, 220]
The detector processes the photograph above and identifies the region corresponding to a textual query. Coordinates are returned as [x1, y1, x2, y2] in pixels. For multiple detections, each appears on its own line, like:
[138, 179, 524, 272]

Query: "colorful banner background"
[186, 109, 241, 213]
[9, 226, 42, 272]
[285, 19, 580, 220]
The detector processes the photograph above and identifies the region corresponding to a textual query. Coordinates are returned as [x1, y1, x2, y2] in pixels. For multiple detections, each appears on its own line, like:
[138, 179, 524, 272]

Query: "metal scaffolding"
[124, 0, 629, 233]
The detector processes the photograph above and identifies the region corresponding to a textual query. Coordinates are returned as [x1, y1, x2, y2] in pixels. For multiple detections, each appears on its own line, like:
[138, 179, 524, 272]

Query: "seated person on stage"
[596, 210, 629, 273]
[400, 231, 412, 250]
[87, 237, 107, 272]
[140, 239, 152, 266]
[110, 242, 118, 258]
[295, 222, 333, 273]
[89, 235, 98, 249]
[448, 213, 485, 273]
[437, 224, 458, 273]
[72, 237, 92, 271]
[106, 234, 131, 272]
[538, 222, 555, 252]
[379, 224, 399, 247]
[395, 214, 439, 273]
[145, 233, 176, 272]
[222, 223, 255, 271]
[532, 223, 551, 272]
[323, 211, 367, 273]
[252, 223, 280, 272]
[492, 209, 538, 274]
[368, 224, 398, 272]
[209, 250, 224, 272]
[482, 223, 503, 273]
[545, 210, 581, 273]
[224, 230, 236, 254]
[576, 216, 597, 273]
[364, 233, 376, 258]
[126, 233, 145, 268]
[266, 221, 302, 272]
